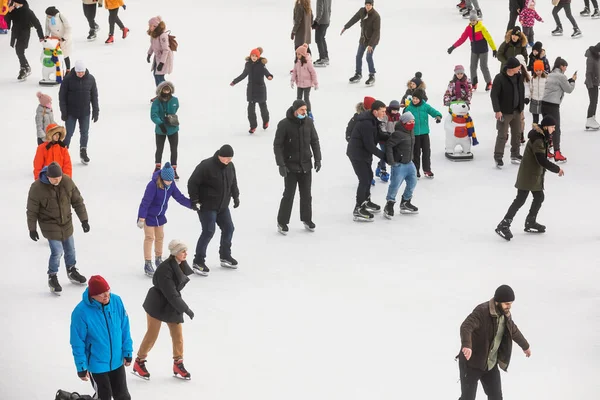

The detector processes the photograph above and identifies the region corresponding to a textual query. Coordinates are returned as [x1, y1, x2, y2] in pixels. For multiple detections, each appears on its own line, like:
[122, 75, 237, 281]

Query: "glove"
[524, 98, 530, 105]
[77, 370, 88, 378]
[290, 82, 295, 89]
[278, 166, 289, 178]
[447, 46, 455, 54]
[122, 4, 126, 10]
[312, 21, 318, 29]
[314, 85, 319, 90]
[98, 2, 102, 7]
[435, 117, 442, 124]
[315, 161, 321, 172]
[159, 124, 167, 134]
[61, 113, 67, 122]
[291, 32, 295, 40]
[137, 219, 145, 229]
[493, 50, 498, 58]
[233, 198, 240, 208]
[157, 62, 164, 72]
[92, 114, 98, 123]
[124, 357, 132, 364]
[146, 54, 151, 63]
[192, 201, 201, 211]
[61, 37, 66, 42]
[230, 82, 235, 86]
[82, 220, 90, 233]
[29, 230, 39, 241]
[185, 309, 195, 320]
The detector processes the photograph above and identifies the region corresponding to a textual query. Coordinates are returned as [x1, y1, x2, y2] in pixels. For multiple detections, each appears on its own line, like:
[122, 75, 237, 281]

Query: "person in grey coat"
[35, 92, 56, 145]
[541, 57, 576, 162]
[312, 0, 331, 67]
[292, 0, 313, 60]
[584, 43, 600, 130]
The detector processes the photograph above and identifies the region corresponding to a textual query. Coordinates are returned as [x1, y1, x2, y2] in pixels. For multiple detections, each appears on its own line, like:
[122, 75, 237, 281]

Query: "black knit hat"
[411, 72, 423, 88]
[532, 41, 543, 53]
[218, 144, 234, 158]
[511, 26, 521, 36]
[506, 57, 521, 69]
[539, 115, 556, 128]
[365, 0, 374, 4]
[494, 285, 515, 303]
[45, 6, 59, 16]
[46, 162, 63, 178]
[292, 99, 307, 111]
[412, 88, 426, 100]
[370, 100, 386, 111]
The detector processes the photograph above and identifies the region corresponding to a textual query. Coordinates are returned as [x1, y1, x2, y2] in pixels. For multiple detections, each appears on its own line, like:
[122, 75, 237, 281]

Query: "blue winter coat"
[151, 96, 180, 135]
[404, 101, 442, 136]
[138, 171, 192, 226]
[70, 288, 133, 374]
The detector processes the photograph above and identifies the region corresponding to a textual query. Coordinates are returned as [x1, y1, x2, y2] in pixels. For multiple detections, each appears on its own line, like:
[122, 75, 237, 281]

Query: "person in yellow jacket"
[103, 0, 128, 44]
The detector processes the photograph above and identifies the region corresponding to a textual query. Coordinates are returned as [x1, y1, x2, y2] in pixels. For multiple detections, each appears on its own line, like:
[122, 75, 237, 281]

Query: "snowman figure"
[444, 100, 479, 161]
[39, 37, 65, 86]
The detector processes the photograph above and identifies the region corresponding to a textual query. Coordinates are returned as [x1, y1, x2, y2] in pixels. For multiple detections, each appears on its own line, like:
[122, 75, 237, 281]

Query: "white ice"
[0, 0, 598, 399]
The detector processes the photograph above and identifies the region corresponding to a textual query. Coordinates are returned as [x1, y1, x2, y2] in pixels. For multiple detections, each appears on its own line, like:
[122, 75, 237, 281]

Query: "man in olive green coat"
[26, 162, 90, 294]
[495, 116, 564, 240]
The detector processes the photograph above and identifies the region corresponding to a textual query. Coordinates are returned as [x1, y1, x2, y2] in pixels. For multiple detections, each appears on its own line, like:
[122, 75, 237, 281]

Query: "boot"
[365, 74, 376, 86]
[349, 73, 362, 83]
[400, 198, 419, 214]
[155, 255, 163, 268]
[580, 7, 590, 16]
[173, 359, 191, 380]
[423, 171, 434, 179]
[144, 260, 155, 277]
[456, 1, 466, 9]
[87, 30, 97, 40]
[277, 223, 289, 235]
[220, 255, 239, 269]
[485, 81, 493, 91]
[586, 116, 600, 130]
[551, 26, 563, 36]
[495, 218, 513, 241]
[263, 121, 269, 129]
[383, 200, 395, 219]
[462, 7, 472, 18]
[133, 357, 150, 380]
[364, 198, 381, 213]
[173, 165, 179, 181]
[571, 28, 582, 38]
[17, 68, 27, 81]
[67, 267, 87, 284]
[554, 150, 567, 162]
[524, 215, 546, 233]
[353, 202, 375, 222]
[48, 274, 63, 295]
[592, 8, 600, 18]
[303, 221, 316, 232]
[80, 147, 90, 164]
[511, 154, 523, 164]
[122, 27, 130, 39]
[380, 171, 390, 182]
[105, 34, 114, 44]
[192, 261, 210, 276]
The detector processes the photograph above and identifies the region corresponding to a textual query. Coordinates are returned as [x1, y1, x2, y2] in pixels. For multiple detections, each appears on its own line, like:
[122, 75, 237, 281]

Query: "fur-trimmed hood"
[355, 102, 367, 114]
[45, 125, 66, 142]
[156, 81, 175, 96]
[504, 30, 528, 47]
[245, 56, 268, 64]
[405, 80, 426, 90]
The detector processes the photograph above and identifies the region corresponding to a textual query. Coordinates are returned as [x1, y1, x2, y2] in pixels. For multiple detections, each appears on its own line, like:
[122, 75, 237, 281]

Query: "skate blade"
[399, 210, 419, 215]
[192, 269, 209, 277]
[220, 262, 238, 269]
[510, 160, 521, 165]
[349, 81, 361, 84]
[586, 127, 600, 130]
[303, 226, 316, 232]
[68, 279, 87, 285]
[131, 371, 150, 380]
[277, 228, 288, 236]
[524, 228, 545, 233]
[50, 290, 62, 296]
[353, 216, 374, 222]
[383, 213, 393, 220]
[173, 374, 191, 380]
[81, 160, 89, 165]
[495, 230, 511, 241]
[144, 272, 154, 277]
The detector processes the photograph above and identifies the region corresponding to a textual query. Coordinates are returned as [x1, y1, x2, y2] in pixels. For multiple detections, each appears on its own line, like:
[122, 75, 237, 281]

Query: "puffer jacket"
[273, 106, 322, 173]
[385, 123, 415, 165]
[404, 101, 442, 136]
[291, 54, 318, 89]
[497, 30, 528, 70]
[541, 68, 575, 105]
[529, 74, 547, 101]
[59, 69, 99, 119]
[346, 111, 386, 161]
[33, 125, 72, 179]
[35, 104, 55, 140]
[104, 0, 124, 10]
[231, 56, 273, 103]
[187, 152, 240, 212]
[44, 12, 72, 57]
[584, 46, 600, 89]
[138, 171, 191, 226]
[515, 124, 560, 191]
[151, 81, 179, 135]
[148, 29, 173, 76]
[452, 21, 496, 55]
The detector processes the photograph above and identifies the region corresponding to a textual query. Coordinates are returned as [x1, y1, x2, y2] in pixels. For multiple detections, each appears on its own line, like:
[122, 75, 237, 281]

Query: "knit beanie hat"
[74, 60, 86, 73]
[365, 0, 374, 4]
[370, 100, 386, 111]
[168, 239, 188, 256]
[469, 10, 478, 21]
[88, 275, 110, 296]
[296, 43, 309, 58]
[46, 161, 62, 178]
[595, 42, 600, 52]
[412, 88, 426, 100]
[388, 100, 401, 109]
[45, 6, 59, 16]
[37, 91, 52, 107]
[533, 60, 545, 71]
[454, 65, 465, 74]
[218, 144, 234, 157]
[505, 57, 521, 69]
[511, 26, 521, 36]
[532, 41, 543, 53]
[494, 285, 515, 303]
[161, 162, 175, 181]
[250, 47, 263, 58]
[148, 15, 162, 26]
[293, 99, 307, 111]
[515, 54, 527, 68]
[411, 72, 423, 87]
[539, 115, 556, 128]
[363, 96, 376, 110]
[400, 111, 415, 123]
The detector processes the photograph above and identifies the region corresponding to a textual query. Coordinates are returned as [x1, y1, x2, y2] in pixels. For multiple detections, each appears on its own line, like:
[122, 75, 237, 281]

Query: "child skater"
[151, 81, 180, 178]
[401, 72, 427, 107]
[291, 43, 318, 120]
[529, 60, 547, 125]
[443, 65, 473, 106]
[376, 100, 402, 182]
[33, 123, 72, 179]
[527, 41, 551, 73]
[35, 92, 55, 145]
[519, 0, 543, 48]
[231, 47, 274, 134]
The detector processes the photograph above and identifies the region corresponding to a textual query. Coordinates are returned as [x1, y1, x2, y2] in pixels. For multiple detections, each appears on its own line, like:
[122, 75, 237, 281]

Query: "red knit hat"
[533, 60, 545, 72]
[88, 275, 110, 296]
[250, 47, 262, 58]
[363, 96, 376, 110]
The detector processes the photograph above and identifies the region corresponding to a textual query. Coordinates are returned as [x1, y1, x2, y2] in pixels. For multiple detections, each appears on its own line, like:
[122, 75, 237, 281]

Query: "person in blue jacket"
[151, 81, 180, 178]
[137, 162, 192, 277]
[70, 275, 133, 400]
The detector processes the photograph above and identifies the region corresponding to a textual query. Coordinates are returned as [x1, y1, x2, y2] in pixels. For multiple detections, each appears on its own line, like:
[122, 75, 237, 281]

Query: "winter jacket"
[4, 0, 43, 48]
[518, 7, 542, 28]
[528, 75, 547, 101]
[187, 152, 240, 212]
[515, 125, 561, 191]
[44, 12, 72, 57]
[401, 84, 428, 106]
[143, 256, 193, 324]
[527, 50, 551, 74]
[70, 288, 133, 375]
[444, 76, 473, 106]
[490, 69, 526, 114]
[452, 21, 496, 55]
[273, 106, 322, 173]
[314, 0, 331, 25]
[346, 111, 386, 161]
[33, 126, 72, 179]
[104, 0, 124, 10]
[385, 124, 415, 165]
[404, 101, 442, 136]
[459, 299, 530, 372]
[541, 68, 575, 105]
[497, 31, 528, 70]
[59, 69, 99, 119]
[292, 2, 312, 46]
[148, 30, 173, 76]
[385, 108, 401, 133]
[82, 0, 103, 5]
[584, 46, 600, 89]
[509, 0, 525, 12]
[151, 96, 179, 135]
[26, 169, 87, 241]
[232, 57, 273, 103]
[35, 104, 55, 140]
[343, 7, 381, 47]
[291, 55, 318, 88]
[138, 171, 191, 227]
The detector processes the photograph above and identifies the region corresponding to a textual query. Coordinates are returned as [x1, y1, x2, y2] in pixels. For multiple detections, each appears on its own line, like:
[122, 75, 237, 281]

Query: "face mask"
[297, 114, 306, 120]
[50, 16, 56, 25]
[404, 122, 415, 130]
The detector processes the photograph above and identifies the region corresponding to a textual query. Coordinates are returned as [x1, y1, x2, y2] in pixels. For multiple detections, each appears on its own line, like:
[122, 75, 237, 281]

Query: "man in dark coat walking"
[313, 0, 332, 66]
[4, 0, 44, 80]
[187, 145, 240, 276]
[59, 60, 99, 164]
[273, 99, 322, 235]
[457, 285, 531, 400]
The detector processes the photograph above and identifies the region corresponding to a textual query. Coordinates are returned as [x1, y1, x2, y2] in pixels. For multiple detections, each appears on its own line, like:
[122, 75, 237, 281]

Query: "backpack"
[167, 31, 178, 52]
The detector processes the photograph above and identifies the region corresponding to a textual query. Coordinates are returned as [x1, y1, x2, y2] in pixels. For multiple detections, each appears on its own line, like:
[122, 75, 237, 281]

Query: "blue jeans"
[154, 73, 165, 86]
[356, 44, 376, 75]
[377, 143, 386, 171]
[64, 115, 90, 149]
[48, 235, 76, 275]
[194, 208, 235, 264]
[386, 162, 417, 202]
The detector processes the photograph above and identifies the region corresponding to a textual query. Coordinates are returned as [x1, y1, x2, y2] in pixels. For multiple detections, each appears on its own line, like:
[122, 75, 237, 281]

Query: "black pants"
[541, 102, 561, 150]
[314, 24, 329, 59]
[532, 113, 540, 124]
[588, 86, 599, 118]
[14, 36, 30, 68]
[108, 8, 125, 35]
[64, 56, 71, 71]
[459, 356, 503, 400]
[504, 189, 545, 221]
[350, 159, 373, 207]
[297, 87, 312, 112]
[155, 132, 178, 165]
[82, 3, 98, 30]
[89, 365, 131, 400]
[248, 101, 269, 129]
[522, 26, 534, 45]
[584, 0, 599, 9]
[413, 134, 432, 173]
[507, 10, 519, 31]
[277, 170, 312, 225]
[552, 3, 579, 29]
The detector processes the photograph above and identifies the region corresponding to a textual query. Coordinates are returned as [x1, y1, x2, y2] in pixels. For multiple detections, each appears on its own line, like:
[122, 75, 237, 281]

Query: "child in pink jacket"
[519, 0, 543, 47]
[291, 43, 318, 119]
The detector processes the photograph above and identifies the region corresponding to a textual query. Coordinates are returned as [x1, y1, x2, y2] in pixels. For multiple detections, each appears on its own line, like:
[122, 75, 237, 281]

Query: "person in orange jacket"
[33, 123, 73, 179]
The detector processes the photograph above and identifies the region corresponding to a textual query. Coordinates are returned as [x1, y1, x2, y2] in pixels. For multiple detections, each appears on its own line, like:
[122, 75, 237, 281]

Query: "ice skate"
[551, 27, 563, 36]
[485, 81, 493, 91]
[383, 200, 395, 219]
[80, 148, 90, 165]
[375, 166, 382, 177]
[349, 73, 362, 83]
[173, 359, 191, 380]
[400, 198, 419, 214]
[155, 256, 163, 268]
[380, 171, 389, 182]
[495, 218, 513, 241]
[364, 199, 381, 213]
[524, 216, 546, 233]
[495, 159, 504, 169]
[462, 8, 472, 18]
[67, 267, 87, 284]
[592, 8, 600, 18]
[48, 274, 62, 295]
[249, 127, 256, 134]
[154, 163, 161, 173]
[365, 74, 375, 86]
[314, 58, 329, 67]
[87, 30, 97, 41]
[220, 255, 238, 269]
[132, 357, 150, 380]
[144, 260, 155, 277]
[263, 121, 269, 130]
[192, 262, 210, 276]
[585, 116, 600, 130]
[173, 167, 179, 181]
[571, 28, 582, 38]
[423, 171, 434, 179]
[105, 34, 114, 44]
[353, 203, 374, 222]
[511, 155, 522, 164]
[554, 150, 567, 163]
[277, 223, 289, 235]
[303, 221, 316, 232]
[17, 68, 27, 82]
[122, 27, 130, 39]
[580, 7, 590, 16]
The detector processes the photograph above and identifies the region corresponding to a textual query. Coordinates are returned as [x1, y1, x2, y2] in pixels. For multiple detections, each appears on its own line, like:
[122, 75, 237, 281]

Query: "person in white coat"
[44, 7, 72, 71]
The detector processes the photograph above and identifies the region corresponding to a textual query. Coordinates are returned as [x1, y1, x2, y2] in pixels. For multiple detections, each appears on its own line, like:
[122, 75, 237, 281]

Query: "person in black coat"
[231, 47, 274, 134]
[135, 240, 194, 380]
[4, 0, 44, 80]
[273, 99, 322, 235]
[187, 145, 240, 276]
[346, 98, 387, 221]
[59, 60, 99, 164]
[507, 0, 525, 31]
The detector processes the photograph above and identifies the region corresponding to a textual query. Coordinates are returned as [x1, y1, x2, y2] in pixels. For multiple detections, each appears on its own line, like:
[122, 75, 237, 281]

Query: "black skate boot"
[571, 28, 582, 38]
[364, 198, 381, 213]
[551, 26, 563, 36]
[67, 266, 87, 284]
[592, 8, 600, 18]
[192, 261, 210, 276]
[55, 389, 93, 400]
[349, 73, 362, 83]
[511, 154, 523, 164]
[495, 158, 504, 169]
[277, 223, 289, 235]
[495, 218, 513, 241]
[220, 255, 239, 269]
[303, 220, 316, 232]
[87, 29, 97, 41]
[365, 74, 375, 86]
[17, 68, 27, 81]
[400, 198, 419, 214]
[524, 215, 546, 233]
[173, 359, 191, 380]
[383, 200, 395, 219]
[353, 202, 374, 222]
[48, 274, 63, 295]
[154, 163, 161, 173]
[173, 166, 180, 181]
[80, 148, 90, 165]
[580, 7, 590, 16]
[132, 357, 150, 380]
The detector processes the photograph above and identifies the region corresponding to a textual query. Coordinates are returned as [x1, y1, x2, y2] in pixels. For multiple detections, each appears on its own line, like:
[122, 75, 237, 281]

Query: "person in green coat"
[404, 89, 442, 178]
[497, 27, 528, 71]
[495, 116, 564, 241]
[151, 81, 180, 178]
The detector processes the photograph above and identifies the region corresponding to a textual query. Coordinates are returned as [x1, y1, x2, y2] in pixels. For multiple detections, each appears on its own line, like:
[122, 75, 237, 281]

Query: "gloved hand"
[157, 62, 164, 72]
[233, 198, 240, 208]
[146, 54, 151, 63]
[122, 4, 126, 10]
[185, 309, 194, 320]
[159, 124, 167, 134]
[61, 113, 67, 122]
[77, 370, 89, 380]
[124, 357, 132, 365]
[61, 37, 66, 42]
[314, 85, 319, 90]
[192, 201, 201, 211]
[137, 219, 145, 229]
[315, 161, 321, 172]
[230, 82, 235, 86]
[435, 117, 442, 124]
[524, 98, 530, 105]
[290, 82, 295, 89]
[279, 166, 289, 178]
[82, 220, 90, 233]
[30, 230, 39, 241]
[447, 46, 455, 54]
[493, 50, 498, 58]
[290, 32, 295, 40]
[92, 114, 98, 123]
[312, 21, 318, 29]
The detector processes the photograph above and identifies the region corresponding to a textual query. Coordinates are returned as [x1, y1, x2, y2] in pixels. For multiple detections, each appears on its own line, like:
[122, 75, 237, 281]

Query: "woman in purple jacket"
[137, 162, 191, 277]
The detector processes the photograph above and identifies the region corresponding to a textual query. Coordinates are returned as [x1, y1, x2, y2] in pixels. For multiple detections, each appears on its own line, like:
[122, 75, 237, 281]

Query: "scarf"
[52, 47, 63, 84]
[454, 78, 469, 101]
[450, 112, 478, 145]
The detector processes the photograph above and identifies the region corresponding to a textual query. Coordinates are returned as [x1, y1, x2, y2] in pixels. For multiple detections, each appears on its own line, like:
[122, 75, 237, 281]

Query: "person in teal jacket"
[404, 89, 442, 178]
[151, 81, 180, 179]
[70, 275, 133, 400]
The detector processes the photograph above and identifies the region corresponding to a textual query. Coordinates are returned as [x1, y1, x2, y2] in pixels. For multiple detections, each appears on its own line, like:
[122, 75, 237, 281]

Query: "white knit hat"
[168, 240, 187, 256]
[74, 60, 86, 73]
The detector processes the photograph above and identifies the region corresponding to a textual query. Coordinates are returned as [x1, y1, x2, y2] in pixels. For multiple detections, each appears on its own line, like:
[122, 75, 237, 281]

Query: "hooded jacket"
[4, 0, 44, 48]
[291, 54, 319, 89]
[584, 45, 600, 89]
[187, 152, 240, 212]
[452, 21, 496, 55]
[148, 26, 173, 76]
[385, 123, 415, 165]
[35, 104, 56, 140]
[403, 100, 442, 136]
[541, 68, 575, 105]
[138, 171, 191, 227]
[490, 67, 526, 114]
[497, 30, 529, 70]
[515, 124, 561, 191]
[273, 106, 322, 173]
[33, 125, 72, 179]
[44, 12, 72, 57]
[59, 69, 99, 119]
[343, 7, 381, 47]
[346, 111, 386, 161]
[232, 55, 273, 103]
[151, 81, 179, 135]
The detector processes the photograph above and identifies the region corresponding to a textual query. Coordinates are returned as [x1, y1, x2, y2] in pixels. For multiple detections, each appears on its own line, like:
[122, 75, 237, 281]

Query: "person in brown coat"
[291, 0, 313, 60]
[26, 162, 89, 294]
[457, 285, 531, 400]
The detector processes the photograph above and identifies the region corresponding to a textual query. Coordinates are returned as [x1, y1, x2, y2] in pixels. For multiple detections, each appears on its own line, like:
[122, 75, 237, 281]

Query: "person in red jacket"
[33, 123, 73, 179]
